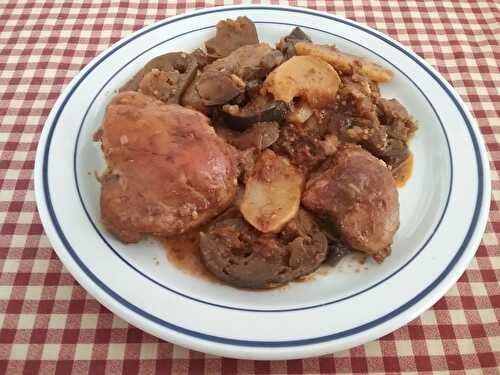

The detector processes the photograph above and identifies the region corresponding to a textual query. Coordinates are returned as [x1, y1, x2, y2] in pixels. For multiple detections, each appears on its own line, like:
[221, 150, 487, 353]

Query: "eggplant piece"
[220, 97, 288, 130]
[236, 122, 280, 150]
[180, 74, 211, 114]
[195, 71, 245, 106]
[277, 27, 312, 59]
[286, 27, 312, 42]
[217, 122, 280, 151]
[120, 52, 198, 104]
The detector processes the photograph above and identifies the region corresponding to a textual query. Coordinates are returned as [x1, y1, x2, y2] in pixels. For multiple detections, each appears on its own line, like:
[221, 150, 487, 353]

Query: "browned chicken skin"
[100, 92, 238, 242]
[302, 145, 399, 261]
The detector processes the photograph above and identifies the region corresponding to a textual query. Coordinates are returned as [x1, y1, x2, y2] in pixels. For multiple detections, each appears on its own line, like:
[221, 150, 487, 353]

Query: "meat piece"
[199, 209, 328, 288]
[377, 98, 417, 141]
[272, 115, 338, 171]
[372, 99, 416, 169]
[323, 91, 413, 170]
[272, 125, 326, 170]
[205, 16, 259, 59]
[374, 137, 409, 169]
[327, 77, 389, 154]
[120, 52, 197, 104]
[277, 27, 312, 59]
[329, 115, 388, 156]
[99, 92, 238, 242]
[345, 73, 381, 99]
[337, 77, 380, 127]
[302, 145, 399, 260]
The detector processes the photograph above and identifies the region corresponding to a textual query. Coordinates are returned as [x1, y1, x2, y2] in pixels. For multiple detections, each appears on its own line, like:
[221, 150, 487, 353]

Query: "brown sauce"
[158, 230, 220, 283]
[393, 152, 413, 187]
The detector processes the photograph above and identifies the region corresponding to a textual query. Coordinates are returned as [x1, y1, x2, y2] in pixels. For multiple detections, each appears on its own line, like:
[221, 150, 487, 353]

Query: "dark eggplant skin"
[219, 101, 288, 130]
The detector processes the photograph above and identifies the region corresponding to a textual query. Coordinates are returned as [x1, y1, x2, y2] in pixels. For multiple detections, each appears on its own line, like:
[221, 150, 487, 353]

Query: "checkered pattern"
[1, 0, 499, 373]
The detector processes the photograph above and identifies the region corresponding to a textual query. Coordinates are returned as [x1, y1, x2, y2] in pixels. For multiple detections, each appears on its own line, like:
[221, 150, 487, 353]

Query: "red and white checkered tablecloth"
[1, 0, 499, 373]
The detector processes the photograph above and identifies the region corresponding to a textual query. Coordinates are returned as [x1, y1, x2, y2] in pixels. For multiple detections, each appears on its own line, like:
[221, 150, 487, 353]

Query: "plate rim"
[34, 4, 491, 359]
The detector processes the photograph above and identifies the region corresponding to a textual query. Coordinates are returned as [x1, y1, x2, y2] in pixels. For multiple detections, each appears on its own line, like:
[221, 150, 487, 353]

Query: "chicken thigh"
[302, 145, 399, 261]
[99, 92, 238, 242]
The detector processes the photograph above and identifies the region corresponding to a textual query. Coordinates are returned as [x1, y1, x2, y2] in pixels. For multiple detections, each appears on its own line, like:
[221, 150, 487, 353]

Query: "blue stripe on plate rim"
[41, 6, 485, 347]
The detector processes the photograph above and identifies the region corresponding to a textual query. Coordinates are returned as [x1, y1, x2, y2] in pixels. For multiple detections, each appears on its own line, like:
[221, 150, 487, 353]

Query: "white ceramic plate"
[34, 5, 490, 360]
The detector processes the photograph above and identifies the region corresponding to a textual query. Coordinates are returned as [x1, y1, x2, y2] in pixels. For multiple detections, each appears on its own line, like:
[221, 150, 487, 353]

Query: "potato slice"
[295, 42, 393, 83]
[264, 55, 340, 108]
[240, 150, 304, 233]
